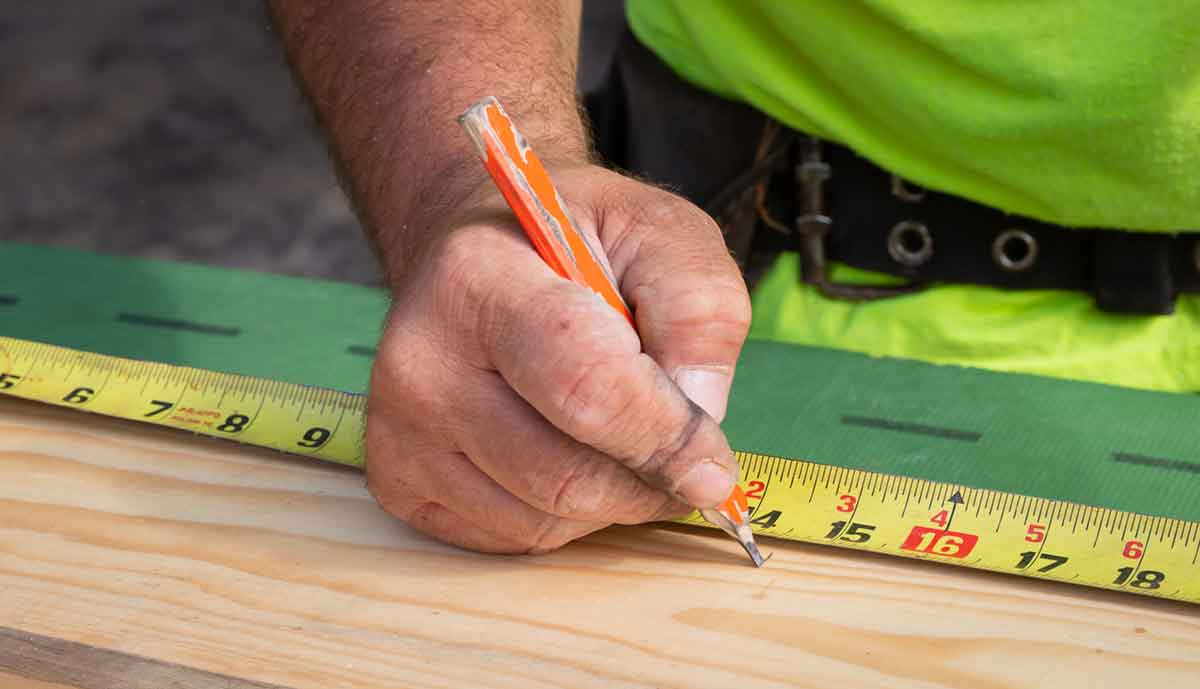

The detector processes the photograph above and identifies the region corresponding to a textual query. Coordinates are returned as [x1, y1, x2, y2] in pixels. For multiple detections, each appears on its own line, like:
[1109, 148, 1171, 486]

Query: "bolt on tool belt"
[581, 10, 1200, 315]
[748, 134, 1200, 315]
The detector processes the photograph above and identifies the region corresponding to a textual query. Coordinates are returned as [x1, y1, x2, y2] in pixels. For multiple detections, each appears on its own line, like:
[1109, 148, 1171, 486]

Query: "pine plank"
[0, 626, 289, 689]
[0, 671, 76, 689]
[0, 396, 1197, 688]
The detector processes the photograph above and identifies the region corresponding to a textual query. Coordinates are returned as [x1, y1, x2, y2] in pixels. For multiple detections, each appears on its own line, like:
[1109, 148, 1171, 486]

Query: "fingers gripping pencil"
[458, 97, 632, 324]
[458, 96, 764, 566]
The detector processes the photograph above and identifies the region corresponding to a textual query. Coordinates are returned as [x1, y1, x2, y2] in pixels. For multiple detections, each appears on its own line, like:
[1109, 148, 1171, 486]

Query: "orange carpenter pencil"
[458, 96, 632, 326]
[458, 96, 764, 566]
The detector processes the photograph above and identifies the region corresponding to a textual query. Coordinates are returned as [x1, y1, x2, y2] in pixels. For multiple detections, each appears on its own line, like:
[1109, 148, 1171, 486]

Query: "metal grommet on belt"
[887, 220, 933, 268]
[992, 228, 1038, 272]
[890, 175, 927, 203]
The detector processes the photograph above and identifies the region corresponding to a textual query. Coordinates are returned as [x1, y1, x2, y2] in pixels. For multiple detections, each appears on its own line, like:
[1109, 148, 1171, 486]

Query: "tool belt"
[581, 8, 1200, 315]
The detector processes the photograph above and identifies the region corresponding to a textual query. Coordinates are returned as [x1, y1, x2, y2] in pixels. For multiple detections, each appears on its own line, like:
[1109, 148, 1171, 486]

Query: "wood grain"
[0, 626, 290, 689]
[0, 671, 74, 689]
[0, 396, 1197, 688]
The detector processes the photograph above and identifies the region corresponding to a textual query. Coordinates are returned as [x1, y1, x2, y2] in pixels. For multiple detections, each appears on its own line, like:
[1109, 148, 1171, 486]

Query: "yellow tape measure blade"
[1, 336, 1197, 604]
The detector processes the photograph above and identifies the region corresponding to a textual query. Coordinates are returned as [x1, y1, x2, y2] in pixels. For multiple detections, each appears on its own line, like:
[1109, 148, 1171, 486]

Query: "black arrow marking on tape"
[945, 491, 965, 531]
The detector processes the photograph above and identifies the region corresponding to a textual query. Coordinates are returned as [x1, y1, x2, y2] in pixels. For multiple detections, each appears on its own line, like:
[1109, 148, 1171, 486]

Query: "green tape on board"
[2, 241, 1198, 522]
[0, 242, 386, 392]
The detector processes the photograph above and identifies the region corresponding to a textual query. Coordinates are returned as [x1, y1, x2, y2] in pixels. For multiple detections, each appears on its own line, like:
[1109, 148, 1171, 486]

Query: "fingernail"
[675, 459, 737, 508]
[676, 367, 732, 422]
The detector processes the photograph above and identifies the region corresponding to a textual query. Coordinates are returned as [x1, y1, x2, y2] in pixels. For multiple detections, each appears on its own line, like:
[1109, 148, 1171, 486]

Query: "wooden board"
[0, 396, 1197, 689]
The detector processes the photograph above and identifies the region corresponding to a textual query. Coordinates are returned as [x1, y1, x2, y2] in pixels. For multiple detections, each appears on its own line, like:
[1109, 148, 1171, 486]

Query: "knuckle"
[370, 322, 465, 430]
[522, 519, 577, 555]
[659, 280, 751, 335]
[556, 353, 648, 443]
[366, 469, 425, 522]
[363, 434, 446, 523]
[623, 198, 690, 243]
[641, 193, 722, 239]
[369, 350, 448, 427]
[546, 461, 612, 519]
[627, 187, 697, 222]
[370, 334, 416, 389]
[364, 450, 419, 507]
[600, 186, 692, 255]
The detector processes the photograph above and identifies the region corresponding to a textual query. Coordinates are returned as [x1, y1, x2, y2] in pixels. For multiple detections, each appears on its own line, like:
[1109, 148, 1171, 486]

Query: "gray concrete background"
[0, 1, 627, 285]
[0, 0, 379, 284]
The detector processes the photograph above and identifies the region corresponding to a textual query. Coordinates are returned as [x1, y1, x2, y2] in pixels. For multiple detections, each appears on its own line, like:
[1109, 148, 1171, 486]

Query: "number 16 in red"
[901, 526, 979, 559]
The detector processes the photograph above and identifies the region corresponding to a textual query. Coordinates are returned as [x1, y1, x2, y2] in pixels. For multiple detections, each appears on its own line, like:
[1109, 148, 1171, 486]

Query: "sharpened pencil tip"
[698, 505, 768, 567]
[744, 539, 766, 567]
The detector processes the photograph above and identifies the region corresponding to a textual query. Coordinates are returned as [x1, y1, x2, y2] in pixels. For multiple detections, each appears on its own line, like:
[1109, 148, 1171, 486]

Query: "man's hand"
[365, 165, 751, 552]
[267, 0, 750, 551]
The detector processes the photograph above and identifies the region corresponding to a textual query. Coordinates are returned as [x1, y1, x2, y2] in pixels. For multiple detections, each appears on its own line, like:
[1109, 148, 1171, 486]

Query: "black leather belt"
[581, 11, 1200, 315]
[752, 136, 1200, 315]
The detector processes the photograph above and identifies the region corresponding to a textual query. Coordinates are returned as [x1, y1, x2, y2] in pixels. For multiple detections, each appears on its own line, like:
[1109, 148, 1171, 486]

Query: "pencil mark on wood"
[840, 415, 982, 442]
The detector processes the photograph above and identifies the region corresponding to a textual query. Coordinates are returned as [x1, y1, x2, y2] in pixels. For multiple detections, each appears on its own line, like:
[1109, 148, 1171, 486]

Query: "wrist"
[369, 136, 592, 288]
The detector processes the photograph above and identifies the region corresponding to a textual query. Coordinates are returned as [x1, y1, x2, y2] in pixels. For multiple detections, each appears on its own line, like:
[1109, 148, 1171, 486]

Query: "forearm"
[267, 0, 588, 279]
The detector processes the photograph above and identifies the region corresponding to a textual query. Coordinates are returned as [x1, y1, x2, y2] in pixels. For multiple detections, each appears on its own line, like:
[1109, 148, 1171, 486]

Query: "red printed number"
[901, 526, 979, 559]
[744, 481, 766, 500]
[1025, 524, 1047, 543]
[1123, 540, 1145, 560]
[836, 494, 857, 513]
[930, 510, 949, 527]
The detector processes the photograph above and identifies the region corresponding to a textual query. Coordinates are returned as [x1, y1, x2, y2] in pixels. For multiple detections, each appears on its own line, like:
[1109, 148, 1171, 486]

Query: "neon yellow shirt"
[627, 0, 1200, 392]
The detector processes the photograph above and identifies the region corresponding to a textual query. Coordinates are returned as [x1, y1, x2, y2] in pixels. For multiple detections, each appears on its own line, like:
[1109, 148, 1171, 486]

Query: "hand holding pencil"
[458, 96, 763, 565]
[359, 89, 753, 556]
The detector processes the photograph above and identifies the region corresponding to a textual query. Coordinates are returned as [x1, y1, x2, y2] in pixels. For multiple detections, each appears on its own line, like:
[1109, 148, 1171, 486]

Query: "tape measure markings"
[710, 451, 1200, 602]
[0, 336, 1197, 603]
[0, 337, 366, 465]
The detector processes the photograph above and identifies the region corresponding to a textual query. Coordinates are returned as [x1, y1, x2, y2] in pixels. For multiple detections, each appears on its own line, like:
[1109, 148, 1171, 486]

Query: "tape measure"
[1, 334, 1197, 605]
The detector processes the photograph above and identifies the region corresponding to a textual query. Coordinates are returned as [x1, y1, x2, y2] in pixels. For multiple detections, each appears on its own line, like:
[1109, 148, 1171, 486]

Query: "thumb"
[613, 192, 752, 422]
